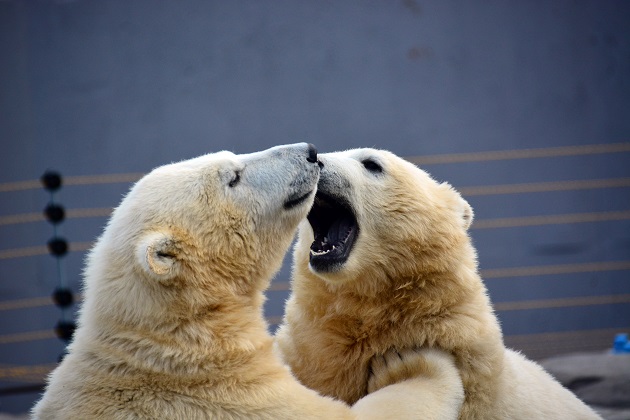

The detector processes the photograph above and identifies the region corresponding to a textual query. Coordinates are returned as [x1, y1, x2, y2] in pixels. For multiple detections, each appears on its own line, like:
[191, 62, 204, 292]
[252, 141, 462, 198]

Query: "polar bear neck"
[286, 254, 504, 406]
[71, 276, 273, 383]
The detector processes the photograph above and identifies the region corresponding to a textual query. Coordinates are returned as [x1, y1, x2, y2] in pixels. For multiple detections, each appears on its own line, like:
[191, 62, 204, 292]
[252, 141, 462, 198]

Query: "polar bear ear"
[136, 231, 180, 280]
[441, 182, 474, 230]
[460, 197, 474, 230]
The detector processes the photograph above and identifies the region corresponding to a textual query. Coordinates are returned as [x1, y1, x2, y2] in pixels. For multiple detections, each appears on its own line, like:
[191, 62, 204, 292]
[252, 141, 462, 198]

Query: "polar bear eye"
[361, 159, 383, 173]
[228, 171, 241, 188]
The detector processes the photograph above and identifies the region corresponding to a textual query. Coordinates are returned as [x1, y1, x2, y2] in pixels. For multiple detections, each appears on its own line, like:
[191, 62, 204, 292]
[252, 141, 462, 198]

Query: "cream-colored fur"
[32, 144, 462, 419]
[276, 148, 601, 420]
[353, 348, 465, 420]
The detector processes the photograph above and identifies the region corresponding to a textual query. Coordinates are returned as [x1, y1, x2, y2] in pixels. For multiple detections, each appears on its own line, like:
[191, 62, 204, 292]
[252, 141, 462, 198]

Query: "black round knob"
[47, 238, 68, 257]
[41, 171, 62, 191]
[44, 203, 65, 224]
[52, 288, 73, 308]
[55, 320, 76, 342]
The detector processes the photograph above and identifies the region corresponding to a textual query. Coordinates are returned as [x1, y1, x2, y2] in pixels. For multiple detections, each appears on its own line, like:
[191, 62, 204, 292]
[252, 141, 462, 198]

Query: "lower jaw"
[309, 253, 347, 273]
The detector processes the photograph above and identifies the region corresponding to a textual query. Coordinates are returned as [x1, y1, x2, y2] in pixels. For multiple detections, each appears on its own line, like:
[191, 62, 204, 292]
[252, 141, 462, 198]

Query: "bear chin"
[307, 191, 359, 272]
[284, 190, 315, 210]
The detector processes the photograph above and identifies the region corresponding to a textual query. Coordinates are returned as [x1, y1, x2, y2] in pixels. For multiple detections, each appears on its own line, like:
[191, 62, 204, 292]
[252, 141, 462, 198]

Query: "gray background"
[1, 0, 629, 414]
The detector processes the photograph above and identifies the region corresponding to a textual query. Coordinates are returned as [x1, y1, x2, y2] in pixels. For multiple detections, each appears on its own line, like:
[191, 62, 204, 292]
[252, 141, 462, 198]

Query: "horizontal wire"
[0, 296, 53, 312]
[0, 241, 93, 260]
[0, 212, 42, 226]
[267, 315, 283, 325]
[63, 173, 143, 186]
[504, 327, 625, 345]
[471, 210, 630, 229]
[0, 330, 55, 345]
[494, 293, 630, 311]
[66, 208, 114, 218]
[0, 245, 48, 259]
[407, 142, 630, 165]
[0, 363, 57, 380]
[0, 294, 85, 312]
[0, 208, 114, 227]
[268, 281, 291, 292]
[0, 180, 40, 193]
[0, 173, 143, 193]
[482, 260, 630, 279]
[503, 327, 626, 359]
[460, 177, 630, 196]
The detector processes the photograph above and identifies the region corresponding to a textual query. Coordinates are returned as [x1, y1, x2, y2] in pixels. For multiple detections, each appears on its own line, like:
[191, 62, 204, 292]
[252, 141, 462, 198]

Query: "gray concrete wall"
[1, 0, 629, 413]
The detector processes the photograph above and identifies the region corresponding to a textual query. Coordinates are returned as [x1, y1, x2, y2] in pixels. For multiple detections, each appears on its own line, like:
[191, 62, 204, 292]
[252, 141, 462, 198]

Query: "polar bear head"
[81, 143, 320, 332]
[294, 148, 475, 295]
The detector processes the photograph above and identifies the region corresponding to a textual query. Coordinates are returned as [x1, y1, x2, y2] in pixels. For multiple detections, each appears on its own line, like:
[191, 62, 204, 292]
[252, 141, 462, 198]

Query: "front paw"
[357, 348, 464, 420]
[368, 347, 456, 393]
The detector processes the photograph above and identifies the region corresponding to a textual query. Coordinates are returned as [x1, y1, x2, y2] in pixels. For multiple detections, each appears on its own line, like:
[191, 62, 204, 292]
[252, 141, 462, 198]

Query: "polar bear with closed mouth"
[33, 143, 464, 419]
[276, 148, 601, 419]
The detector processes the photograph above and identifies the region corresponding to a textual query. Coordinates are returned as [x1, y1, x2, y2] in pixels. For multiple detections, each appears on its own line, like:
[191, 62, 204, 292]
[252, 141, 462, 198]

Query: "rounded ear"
[440, 182, 474, 230]
[460, 197, 474, 230]
[136, 231, 180, 280]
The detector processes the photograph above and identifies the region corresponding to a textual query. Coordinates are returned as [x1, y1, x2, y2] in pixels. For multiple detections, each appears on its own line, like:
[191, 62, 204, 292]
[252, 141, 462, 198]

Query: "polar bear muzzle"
[307, 191, 359, 272]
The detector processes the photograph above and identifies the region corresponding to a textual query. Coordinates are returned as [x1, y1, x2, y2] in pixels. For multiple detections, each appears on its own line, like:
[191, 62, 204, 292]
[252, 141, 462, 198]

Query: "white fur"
[277, 148, 600, 420]
[34, 144, 338, 419]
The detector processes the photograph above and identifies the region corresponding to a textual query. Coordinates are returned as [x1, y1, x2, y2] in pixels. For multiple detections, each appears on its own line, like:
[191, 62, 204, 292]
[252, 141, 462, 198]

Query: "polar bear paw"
[367, 347, 457, 394]
[358, 348, 464, 420]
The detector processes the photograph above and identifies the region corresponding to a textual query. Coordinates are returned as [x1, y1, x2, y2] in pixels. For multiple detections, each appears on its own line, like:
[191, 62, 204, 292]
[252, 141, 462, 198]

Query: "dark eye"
[362, 159, 382, 173]
[228, 171, 241, 187]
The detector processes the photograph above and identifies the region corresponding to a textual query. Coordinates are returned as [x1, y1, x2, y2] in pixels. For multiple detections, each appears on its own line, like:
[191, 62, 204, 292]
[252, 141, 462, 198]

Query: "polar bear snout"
[278, 143, 321, 211]
[228, 142, 321, 219]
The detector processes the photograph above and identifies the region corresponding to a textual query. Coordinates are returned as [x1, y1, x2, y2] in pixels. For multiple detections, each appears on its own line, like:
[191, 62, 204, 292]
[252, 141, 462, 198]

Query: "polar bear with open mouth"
[276, 148, 600, 419]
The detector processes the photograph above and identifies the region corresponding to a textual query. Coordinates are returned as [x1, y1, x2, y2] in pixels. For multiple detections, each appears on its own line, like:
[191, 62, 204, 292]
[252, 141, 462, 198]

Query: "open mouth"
[307, 192, 359, 272]
[284, 190, 314, 210]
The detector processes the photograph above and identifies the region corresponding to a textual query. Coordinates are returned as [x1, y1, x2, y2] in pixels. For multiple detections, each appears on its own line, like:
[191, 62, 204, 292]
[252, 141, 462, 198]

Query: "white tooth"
[311, 249, 331, 256]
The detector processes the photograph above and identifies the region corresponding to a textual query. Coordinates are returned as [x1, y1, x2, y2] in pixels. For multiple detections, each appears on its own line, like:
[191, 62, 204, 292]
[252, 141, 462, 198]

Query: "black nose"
[306, 143, 318, 163]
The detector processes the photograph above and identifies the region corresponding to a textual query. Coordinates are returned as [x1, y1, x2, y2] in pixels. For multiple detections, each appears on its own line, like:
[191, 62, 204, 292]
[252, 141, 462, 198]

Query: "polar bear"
[32, 143, 464, 419]
[275, 148, 601, 420]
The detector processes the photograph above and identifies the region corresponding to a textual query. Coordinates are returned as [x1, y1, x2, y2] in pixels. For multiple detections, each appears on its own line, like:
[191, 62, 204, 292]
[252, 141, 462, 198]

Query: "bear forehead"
[322, 148, 420, 173]
[149, 151, 239, 179]
[107, 152, 246, 231]
[322, 147, 389, 160]
[322, 148, 430, 184]
[131, 152, 242, 196]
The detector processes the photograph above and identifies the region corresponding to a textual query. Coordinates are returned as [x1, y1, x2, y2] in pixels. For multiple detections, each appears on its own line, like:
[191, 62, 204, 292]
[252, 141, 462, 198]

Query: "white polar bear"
[276, 148, 601, 420]
[32, 143, 464, 420]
